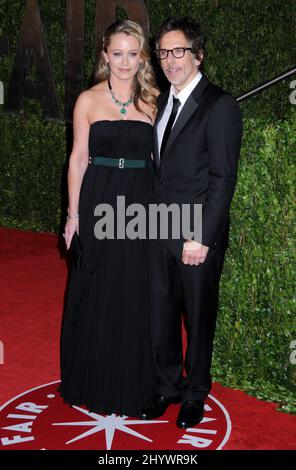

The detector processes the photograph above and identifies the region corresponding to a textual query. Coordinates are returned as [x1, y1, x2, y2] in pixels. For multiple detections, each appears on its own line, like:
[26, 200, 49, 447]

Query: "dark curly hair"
[155, 16, 205, 63]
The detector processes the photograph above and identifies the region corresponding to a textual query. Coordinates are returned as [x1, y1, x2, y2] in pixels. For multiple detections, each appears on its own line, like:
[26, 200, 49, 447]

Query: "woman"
[59, 20, 158, 417]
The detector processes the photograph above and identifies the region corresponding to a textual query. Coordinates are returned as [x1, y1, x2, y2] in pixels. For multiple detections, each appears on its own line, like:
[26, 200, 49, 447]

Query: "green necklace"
[108, 78, 133, 116]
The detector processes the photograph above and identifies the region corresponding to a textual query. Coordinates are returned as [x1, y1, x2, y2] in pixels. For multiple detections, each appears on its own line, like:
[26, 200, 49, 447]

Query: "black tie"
[160, 96, 181, 158]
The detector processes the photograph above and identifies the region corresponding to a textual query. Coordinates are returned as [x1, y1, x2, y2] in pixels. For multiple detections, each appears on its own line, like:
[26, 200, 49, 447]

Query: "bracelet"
[66, 213, 79, 220]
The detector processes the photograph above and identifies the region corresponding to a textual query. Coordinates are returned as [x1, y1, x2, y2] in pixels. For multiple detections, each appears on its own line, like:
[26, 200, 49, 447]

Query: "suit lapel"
[162, 95, 198, 159]
[153, 90, 169, 168]
[161, 75, 210, 161]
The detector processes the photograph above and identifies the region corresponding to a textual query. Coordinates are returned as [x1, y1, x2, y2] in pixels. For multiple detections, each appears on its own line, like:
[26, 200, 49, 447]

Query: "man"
[141, 16, 243, 428]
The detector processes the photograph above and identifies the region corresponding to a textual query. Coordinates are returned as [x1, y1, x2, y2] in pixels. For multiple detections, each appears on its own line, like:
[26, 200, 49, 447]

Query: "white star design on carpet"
[52, 406, 168, 450]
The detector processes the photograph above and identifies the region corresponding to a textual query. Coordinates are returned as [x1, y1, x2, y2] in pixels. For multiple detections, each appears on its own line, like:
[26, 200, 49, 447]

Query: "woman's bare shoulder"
[73, 83, 109, 116]
[77, 83, 107, 101]
[88, 81, 109, 93]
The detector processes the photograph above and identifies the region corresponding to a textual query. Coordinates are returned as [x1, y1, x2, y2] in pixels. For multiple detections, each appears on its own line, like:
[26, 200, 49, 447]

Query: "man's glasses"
[154, 47, 193, 60]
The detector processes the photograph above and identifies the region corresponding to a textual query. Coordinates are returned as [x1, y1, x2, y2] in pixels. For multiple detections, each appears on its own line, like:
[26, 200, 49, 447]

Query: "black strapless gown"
[59, 120, 157, 417]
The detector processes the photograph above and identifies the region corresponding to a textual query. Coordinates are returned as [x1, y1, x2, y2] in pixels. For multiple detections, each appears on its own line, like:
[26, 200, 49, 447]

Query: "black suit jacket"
[153, 75, 243, 259]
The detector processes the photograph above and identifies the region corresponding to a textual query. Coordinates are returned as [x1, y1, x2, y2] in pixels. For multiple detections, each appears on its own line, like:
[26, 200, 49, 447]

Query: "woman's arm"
[64, 91, 90, 249]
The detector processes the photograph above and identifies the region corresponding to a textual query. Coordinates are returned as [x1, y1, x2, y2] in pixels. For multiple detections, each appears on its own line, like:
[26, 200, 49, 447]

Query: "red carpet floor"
[0, 226, 295, 450]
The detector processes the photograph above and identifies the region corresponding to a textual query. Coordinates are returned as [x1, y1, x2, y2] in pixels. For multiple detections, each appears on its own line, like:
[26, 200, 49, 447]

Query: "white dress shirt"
[157, 72, 202, 157]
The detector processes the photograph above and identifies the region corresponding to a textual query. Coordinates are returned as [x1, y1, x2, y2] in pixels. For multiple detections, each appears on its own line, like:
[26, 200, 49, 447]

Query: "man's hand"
[182, 240, 209, 266]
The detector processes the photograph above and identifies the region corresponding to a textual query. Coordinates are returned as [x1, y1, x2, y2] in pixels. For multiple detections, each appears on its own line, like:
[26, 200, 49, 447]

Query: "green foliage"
[1, 0, 295, 119]
[0, 114, 67, 232]
[212, 116, 296, 413]
[0, 0, 295, 412]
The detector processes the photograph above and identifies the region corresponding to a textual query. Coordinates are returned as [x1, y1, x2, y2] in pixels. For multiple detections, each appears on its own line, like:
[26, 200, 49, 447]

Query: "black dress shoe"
[176, 400, 204, 429]
[141, 394, 181, 420]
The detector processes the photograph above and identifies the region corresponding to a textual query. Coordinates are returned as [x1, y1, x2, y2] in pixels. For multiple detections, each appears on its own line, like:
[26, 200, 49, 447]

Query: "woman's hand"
[63, 217, 79, 250]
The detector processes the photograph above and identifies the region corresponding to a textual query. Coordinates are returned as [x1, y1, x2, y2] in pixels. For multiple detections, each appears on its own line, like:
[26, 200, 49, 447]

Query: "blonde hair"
[95, 20, 158, 119]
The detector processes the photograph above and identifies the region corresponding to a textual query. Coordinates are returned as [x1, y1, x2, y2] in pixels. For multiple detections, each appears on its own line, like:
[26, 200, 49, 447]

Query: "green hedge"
[213, 117, 296, 414]
[0, 0, 295, 412]
[0, 115, 67, 231]
[1, 0, 295, 119]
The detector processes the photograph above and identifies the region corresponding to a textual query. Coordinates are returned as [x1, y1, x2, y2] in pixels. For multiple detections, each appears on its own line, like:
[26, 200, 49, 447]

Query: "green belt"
[89, 156, 151, 169]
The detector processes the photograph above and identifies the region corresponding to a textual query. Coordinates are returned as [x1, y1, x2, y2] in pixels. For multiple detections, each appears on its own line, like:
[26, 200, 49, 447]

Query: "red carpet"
[0, 226, 295, 450]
